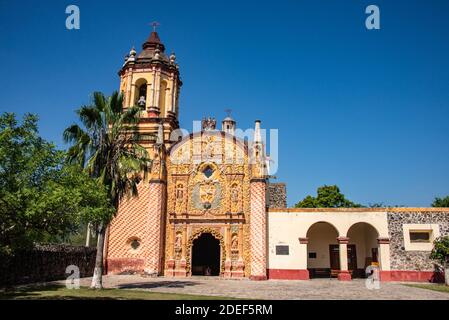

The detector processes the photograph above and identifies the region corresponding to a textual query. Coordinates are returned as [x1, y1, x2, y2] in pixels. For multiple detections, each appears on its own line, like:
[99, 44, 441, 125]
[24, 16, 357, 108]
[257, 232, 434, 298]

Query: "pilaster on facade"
[143, 179, 167, 276]
[249, 179, 267, 280]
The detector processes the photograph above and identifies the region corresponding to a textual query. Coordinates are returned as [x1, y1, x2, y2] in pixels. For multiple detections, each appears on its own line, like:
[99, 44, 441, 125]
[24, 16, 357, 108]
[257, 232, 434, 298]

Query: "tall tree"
[431, 196, 449, 208]
[0, 113, 112, 256]
[295, 185, 362, 208]
[64, 91, 151, 289]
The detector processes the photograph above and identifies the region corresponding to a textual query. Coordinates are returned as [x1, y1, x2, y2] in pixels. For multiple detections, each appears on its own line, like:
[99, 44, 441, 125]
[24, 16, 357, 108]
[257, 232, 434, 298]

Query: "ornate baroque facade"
[105, 30, 449, 282]
[106, 30, 268, 279]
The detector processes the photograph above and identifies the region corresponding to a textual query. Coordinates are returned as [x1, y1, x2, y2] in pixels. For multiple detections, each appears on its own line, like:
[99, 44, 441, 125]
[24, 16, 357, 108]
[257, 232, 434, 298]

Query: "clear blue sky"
[1, 0, 448, 207]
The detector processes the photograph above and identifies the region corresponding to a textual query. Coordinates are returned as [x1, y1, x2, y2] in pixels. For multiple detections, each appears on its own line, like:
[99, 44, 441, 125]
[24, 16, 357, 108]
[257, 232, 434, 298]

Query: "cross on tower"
[224, 108, 232, 117]
[151, 21, 160, 32]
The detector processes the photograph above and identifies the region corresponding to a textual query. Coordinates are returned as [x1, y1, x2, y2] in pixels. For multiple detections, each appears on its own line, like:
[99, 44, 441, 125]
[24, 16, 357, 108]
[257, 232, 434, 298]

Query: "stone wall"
[0, 244, 97, 286]
[387, 210, 449, 271]
[267, 183, 287, 208]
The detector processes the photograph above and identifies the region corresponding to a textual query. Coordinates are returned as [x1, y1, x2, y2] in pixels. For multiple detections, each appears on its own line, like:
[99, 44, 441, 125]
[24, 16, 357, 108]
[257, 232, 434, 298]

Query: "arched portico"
[304, 220, 390, 281]
[346, 222, 380, 278]
[306, 222, 340, 279]
[267, 208, 391, 281]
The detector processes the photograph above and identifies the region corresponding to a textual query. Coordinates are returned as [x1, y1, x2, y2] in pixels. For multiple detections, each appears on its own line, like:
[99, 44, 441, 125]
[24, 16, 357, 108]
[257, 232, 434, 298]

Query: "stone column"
[377, 237, 391, 281]
[165, 224, 175, 277]
[337, 237, 351, 281]
[177, 224, 187, 277]
[249, 178, 267, 280]
[130, 83, 136, 108]
[154, 70, 161, 109]
[144, 179, 166, 276]
[145, 83, 152, 110]
[148, 67, 160, 117]
[224, 225, 232, 278]
[125, 69, 133, 108]
[168, 75, 175, 112]
[150, 67, 156, 107]
[238, 225, 244, 260]
[233, 224, 245, 277]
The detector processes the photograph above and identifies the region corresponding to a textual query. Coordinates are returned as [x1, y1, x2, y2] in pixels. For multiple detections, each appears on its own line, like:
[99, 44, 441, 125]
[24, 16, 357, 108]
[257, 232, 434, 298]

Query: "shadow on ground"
[0, 285, 119, 300]
[118, 281, 199, 289]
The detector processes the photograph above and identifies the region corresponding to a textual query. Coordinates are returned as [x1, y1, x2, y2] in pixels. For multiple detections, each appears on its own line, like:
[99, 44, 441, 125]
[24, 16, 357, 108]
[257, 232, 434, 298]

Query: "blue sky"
[1, 0, 448, 207]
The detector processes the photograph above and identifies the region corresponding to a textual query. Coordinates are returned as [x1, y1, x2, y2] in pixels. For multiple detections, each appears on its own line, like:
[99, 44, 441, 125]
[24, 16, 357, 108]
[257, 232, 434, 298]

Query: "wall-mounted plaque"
[275, 245, 289, 255]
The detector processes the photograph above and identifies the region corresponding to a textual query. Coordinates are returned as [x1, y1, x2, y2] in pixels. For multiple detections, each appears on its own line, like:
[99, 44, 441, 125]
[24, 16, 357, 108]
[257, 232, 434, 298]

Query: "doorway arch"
[306, 222, 339, 278]
[346, 222, 380, 278]
[186, 228, 226, 276]
[191, 233, 220, 276]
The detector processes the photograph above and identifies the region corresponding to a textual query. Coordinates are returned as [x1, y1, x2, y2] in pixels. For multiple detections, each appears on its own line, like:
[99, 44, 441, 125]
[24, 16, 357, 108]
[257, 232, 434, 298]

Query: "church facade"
[105, 30, 449, 282]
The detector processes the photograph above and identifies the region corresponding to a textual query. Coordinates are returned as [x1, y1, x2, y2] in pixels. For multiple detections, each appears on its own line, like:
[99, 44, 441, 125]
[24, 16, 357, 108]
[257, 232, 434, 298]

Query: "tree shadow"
[430, 264, 445, 283]
[118, 281, 199, 289]
[0, 284, 123, 300]
[0, 284, 63, 300]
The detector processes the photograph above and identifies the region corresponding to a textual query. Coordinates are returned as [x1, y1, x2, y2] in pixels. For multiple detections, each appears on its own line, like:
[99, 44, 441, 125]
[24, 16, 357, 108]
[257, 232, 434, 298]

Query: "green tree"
[294, 185, 362, 208]
[431, 196, 449, 208]
[0, 113, 113, 256]
[64, 91, 151, 289]
[430, 236, 449, 286]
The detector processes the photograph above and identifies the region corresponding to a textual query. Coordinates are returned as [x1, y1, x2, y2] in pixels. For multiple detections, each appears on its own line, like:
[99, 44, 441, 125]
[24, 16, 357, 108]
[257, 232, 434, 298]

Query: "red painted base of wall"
[338, 271, 352, 281]
[381, 271, 444, 283]
[107, 260, 444, 283]
[267, 269, 444, 283]
[106, 258, 144, 274]
[250, 275, 268, 281]
[267, 269, 310, 280]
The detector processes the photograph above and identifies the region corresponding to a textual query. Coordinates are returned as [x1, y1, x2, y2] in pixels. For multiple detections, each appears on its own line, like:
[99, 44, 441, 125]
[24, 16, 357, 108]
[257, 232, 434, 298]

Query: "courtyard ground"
[0, 284, 232, 300]
[38, 275, 449, 300]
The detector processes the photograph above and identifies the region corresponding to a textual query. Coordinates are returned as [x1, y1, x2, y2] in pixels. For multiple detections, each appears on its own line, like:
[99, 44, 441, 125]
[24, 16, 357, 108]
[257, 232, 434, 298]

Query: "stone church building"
[105, 30, 449, 282]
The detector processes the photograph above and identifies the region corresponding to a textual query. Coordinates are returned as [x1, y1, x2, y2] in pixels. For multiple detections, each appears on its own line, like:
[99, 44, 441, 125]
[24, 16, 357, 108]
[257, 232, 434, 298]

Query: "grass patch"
[0, 284, 236, 300]
[405, 283, 449, 294]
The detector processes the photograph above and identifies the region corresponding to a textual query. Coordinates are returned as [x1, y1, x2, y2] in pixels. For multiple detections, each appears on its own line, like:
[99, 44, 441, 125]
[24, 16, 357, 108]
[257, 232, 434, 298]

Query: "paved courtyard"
[61, 275, 449, 300]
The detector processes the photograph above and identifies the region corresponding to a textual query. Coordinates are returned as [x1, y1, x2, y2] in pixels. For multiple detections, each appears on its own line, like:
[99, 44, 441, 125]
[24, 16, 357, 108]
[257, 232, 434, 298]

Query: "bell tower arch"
[118, 27, 182, 151]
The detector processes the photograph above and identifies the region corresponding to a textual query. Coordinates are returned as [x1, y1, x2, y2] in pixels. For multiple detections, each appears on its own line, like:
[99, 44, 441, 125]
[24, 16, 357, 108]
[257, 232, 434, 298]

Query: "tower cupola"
[118, 25, 182, 121]
[118, 24, 182, 150]
[142, 31, 166, 52]
[222, 116, 236, 135]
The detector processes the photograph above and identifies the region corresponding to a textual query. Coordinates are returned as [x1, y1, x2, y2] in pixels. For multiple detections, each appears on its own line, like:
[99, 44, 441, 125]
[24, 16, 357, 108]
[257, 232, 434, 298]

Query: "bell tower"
[106, 26, 181, 276]
[118, 25, 182, 150]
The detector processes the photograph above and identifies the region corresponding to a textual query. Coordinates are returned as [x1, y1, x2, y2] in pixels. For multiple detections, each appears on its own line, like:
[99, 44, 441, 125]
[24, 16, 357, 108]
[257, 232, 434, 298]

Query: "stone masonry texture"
[387, 210, 449, 271]
[267, 183, 287, 208]
[0, 244, 96, 286]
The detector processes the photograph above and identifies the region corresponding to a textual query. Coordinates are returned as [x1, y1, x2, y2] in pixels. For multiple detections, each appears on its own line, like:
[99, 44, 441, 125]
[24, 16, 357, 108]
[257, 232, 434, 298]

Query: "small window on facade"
[275, 245, 289, 255]
[308, 252, 317, 259]
[409, 231, 431, 243]
[203, 166, 214, 178]
[130, 239, 141, 250]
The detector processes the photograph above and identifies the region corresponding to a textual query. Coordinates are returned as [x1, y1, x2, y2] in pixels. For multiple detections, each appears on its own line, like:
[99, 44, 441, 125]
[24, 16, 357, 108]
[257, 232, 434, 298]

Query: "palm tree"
[64, 91, 151, 289]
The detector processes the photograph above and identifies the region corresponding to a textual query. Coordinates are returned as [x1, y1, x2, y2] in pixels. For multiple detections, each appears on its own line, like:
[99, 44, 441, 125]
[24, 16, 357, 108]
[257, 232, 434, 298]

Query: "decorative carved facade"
[106, 29, 267, 279]
[164, 131, 254, 277]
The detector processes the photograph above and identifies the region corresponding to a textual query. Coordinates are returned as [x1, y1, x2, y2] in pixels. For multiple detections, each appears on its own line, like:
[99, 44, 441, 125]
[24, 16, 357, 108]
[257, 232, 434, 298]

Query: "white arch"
[306, 221, 342, 238]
